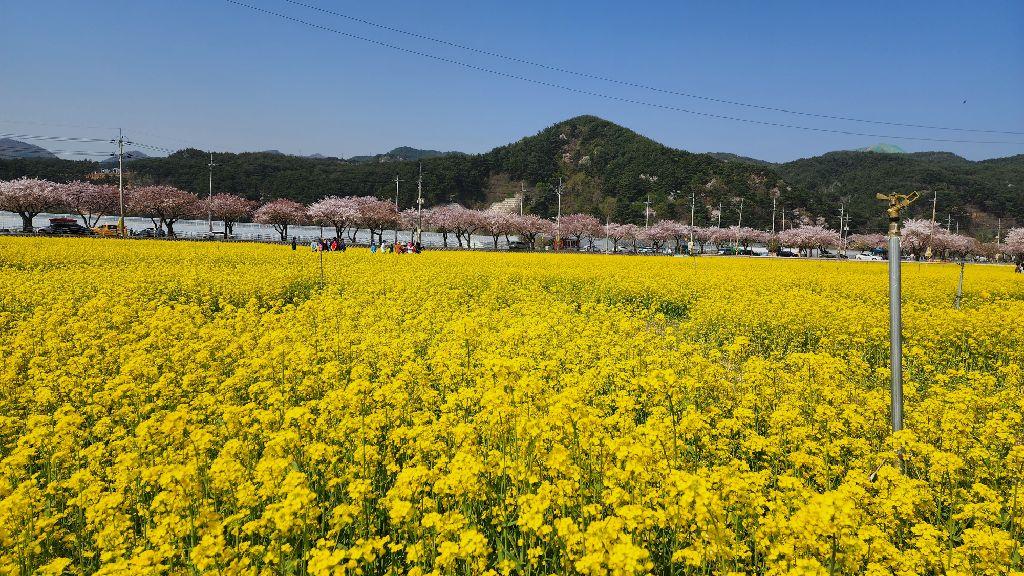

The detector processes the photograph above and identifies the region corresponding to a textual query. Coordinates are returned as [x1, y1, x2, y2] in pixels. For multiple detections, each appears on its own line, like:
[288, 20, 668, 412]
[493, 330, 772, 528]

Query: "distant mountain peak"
[0, 138, 56, 159]
[857, 143, 906, 154]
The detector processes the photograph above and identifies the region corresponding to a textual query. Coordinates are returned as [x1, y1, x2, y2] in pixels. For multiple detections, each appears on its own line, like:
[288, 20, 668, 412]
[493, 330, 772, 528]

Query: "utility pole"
[208, 152, 217, 235]
[111, 129, 131, 238]
[838, 203, 845, 255]
[416, 163, 423, 245]
[689, 190, 696, 251]
[605, 216, 610, 254]
[931, 190, 937, 223]
[520, 182, 525, 216]
[555, 177, 563, 251]
[947, 214, 952, 232]
[781, 207, 785, 231]
[771, 195, 778, 235]
[644, 194, 652, 229]
[737, 197, 744, 228]
[878, 191, 921, 434]
[717, 202, 722, 228]
[996, 218, 1002, 246]
[393, 175, 402, 243]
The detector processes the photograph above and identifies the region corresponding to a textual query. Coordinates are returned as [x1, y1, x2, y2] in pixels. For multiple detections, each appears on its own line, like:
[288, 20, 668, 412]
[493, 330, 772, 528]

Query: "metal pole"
[888, 230, 903, 432]
[771, 196, 777, 235]
[208, 152, 216, 235]
[878, 190, 920, 435]
[117, 129, 125, 238]
[955, 260, 965, 309]
[394, 176, 401, 243]
[555, 177, 562, 251]
[931, 191, 937, 222]
[416, 163, 423, 245]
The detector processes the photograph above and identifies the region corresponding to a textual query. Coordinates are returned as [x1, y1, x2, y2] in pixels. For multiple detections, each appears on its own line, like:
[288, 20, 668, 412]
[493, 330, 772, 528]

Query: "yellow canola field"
[0, 237, 1022, 576]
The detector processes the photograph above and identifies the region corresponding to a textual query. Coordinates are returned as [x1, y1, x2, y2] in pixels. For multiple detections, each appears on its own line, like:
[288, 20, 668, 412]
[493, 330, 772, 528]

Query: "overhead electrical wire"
[224, 0, 1024, 146]
[281, 0, 1022, 136]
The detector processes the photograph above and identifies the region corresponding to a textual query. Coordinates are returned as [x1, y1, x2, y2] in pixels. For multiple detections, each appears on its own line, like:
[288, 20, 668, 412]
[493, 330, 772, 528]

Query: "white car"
[855, 252, 883, 261]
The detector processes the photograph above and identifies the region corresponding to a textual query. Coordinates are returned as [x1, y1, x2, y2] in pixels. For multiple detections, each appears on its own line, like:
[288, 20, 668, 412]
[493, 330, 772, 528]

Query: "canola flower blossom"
[0, 237, 1022, 575]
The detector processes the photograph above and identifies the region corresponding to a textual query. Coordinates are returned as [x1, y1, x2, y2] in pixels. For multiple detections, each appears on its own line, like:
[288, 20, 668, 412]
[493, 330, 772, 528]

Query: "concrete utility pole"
[208, 152, 218, 235]
[644, 194, 653, 229]
[109, 129, 132, 238]
[394, 175, 402, 243]
[931, 190, 937, 223]
[772, 195, 778, 235]
[878, 191, 921, 434]
[555, 177, 563, 250]
[737, 197, 744, 228]
[997, 218, 1002, 246]
[520, 182, 525, 216]
[838, 203, 845, 254]
[689, 190, 696, 251]
[947, 214, 952, 232]
[416, 164, 423, 245]
[717, 202, 723, 228]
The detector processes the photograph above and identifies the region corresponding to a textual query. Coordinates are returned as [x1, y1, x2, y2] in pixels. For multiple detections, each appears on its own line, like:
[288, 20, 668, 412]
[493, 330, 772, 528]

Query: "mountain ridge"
[1, 115, 1020, 234]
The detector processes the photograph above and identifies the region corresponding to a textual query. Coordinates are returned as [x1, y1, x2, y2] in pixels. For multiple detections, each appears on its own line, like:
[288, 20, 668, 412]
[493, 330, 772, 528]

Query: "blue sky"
[1, 0, 1022, 162]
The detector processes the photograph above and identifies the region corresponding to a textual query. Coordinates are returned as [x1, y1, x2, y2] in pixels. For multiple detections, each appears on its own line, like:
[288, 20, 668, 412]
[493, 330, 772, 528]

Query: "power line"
[281, 0, 1023, 136]
[224, 0, 1024, 146]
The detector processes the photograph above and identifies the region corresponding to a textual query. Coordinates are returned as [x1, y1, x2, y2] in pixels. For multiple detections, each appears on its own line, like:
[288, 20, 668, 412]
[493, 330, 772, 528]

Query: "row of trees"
[3, 177, 1024, 261]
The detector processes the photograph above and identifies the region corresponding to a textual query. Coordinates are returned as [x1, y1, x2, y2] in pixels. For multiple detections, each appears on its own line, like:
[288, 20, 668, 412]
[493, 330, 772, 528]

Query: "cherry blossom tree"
[691, 226, 717, 254]
[606, 223, 629, 252]
[480, 210, 516, 250]
[847, 233, 886, 252]
[126, 185, 199, 238]
[58, 181, 119, 227]
[254, 198, 307, 241]
[426, 204, 462, 247]
[778, 225, 840, 256]
[308, 196, 360, 240]
[351, 196, 398, 244]
[559, 213, 602, 251]
[0, 178, 61, 232]
[901, 218, 944, 259]
[509, 214, 552, 248]
[450, 206, 483, 248]
[646, 220, 690, 252]
[1005, 227, 1024, 263]
[210, 194, 256, 237]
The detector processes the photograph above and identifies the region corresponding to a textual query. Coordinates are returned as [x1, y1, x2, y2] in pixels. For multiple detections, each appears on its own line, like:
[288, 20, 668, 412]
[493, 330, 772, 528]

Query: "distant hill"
[0, 138, 56, 159]
[707, 152, 776, 167]
[1, 116, 1020, 234]
[348, 147, 457, 163]
[98, 150, 151, 166]
[857, 143, 907, 154]
[775, 150, 1024, 231]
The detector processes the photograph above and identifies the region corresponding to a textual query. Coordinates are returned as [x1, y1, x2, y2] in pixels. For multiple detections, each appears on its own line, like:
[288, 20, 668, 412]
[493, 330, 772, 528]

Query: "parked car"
[37, 217, 95, 236]
[92, 224, 121, 237]
[855, 252, 883, 261]
[777, 249, 799, 257]
[719, 247, 758, 256]
[507, 239, 531, 251]
[133, 227, 167, 238]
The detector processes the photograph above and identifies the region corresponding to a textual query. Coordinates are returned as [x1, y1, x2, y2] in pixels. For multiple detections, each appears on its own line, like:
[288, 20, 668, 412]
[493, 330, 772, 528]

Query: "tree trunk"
[442, 231, 448, 247]
[492, 235, 499, 250]
[277, 224, 288, 241]
[165, 219, 177, 238]
[20, 212, 36, 232]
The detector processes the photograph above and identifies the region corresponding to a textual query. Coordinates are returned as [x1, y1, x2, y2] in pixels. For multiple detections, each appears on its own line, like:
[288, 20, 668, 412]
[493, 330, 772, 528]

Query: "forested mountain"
[348, 146, 457, 163]
[775, 150, 1024, 235]
[1, 115, 1021, 233]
